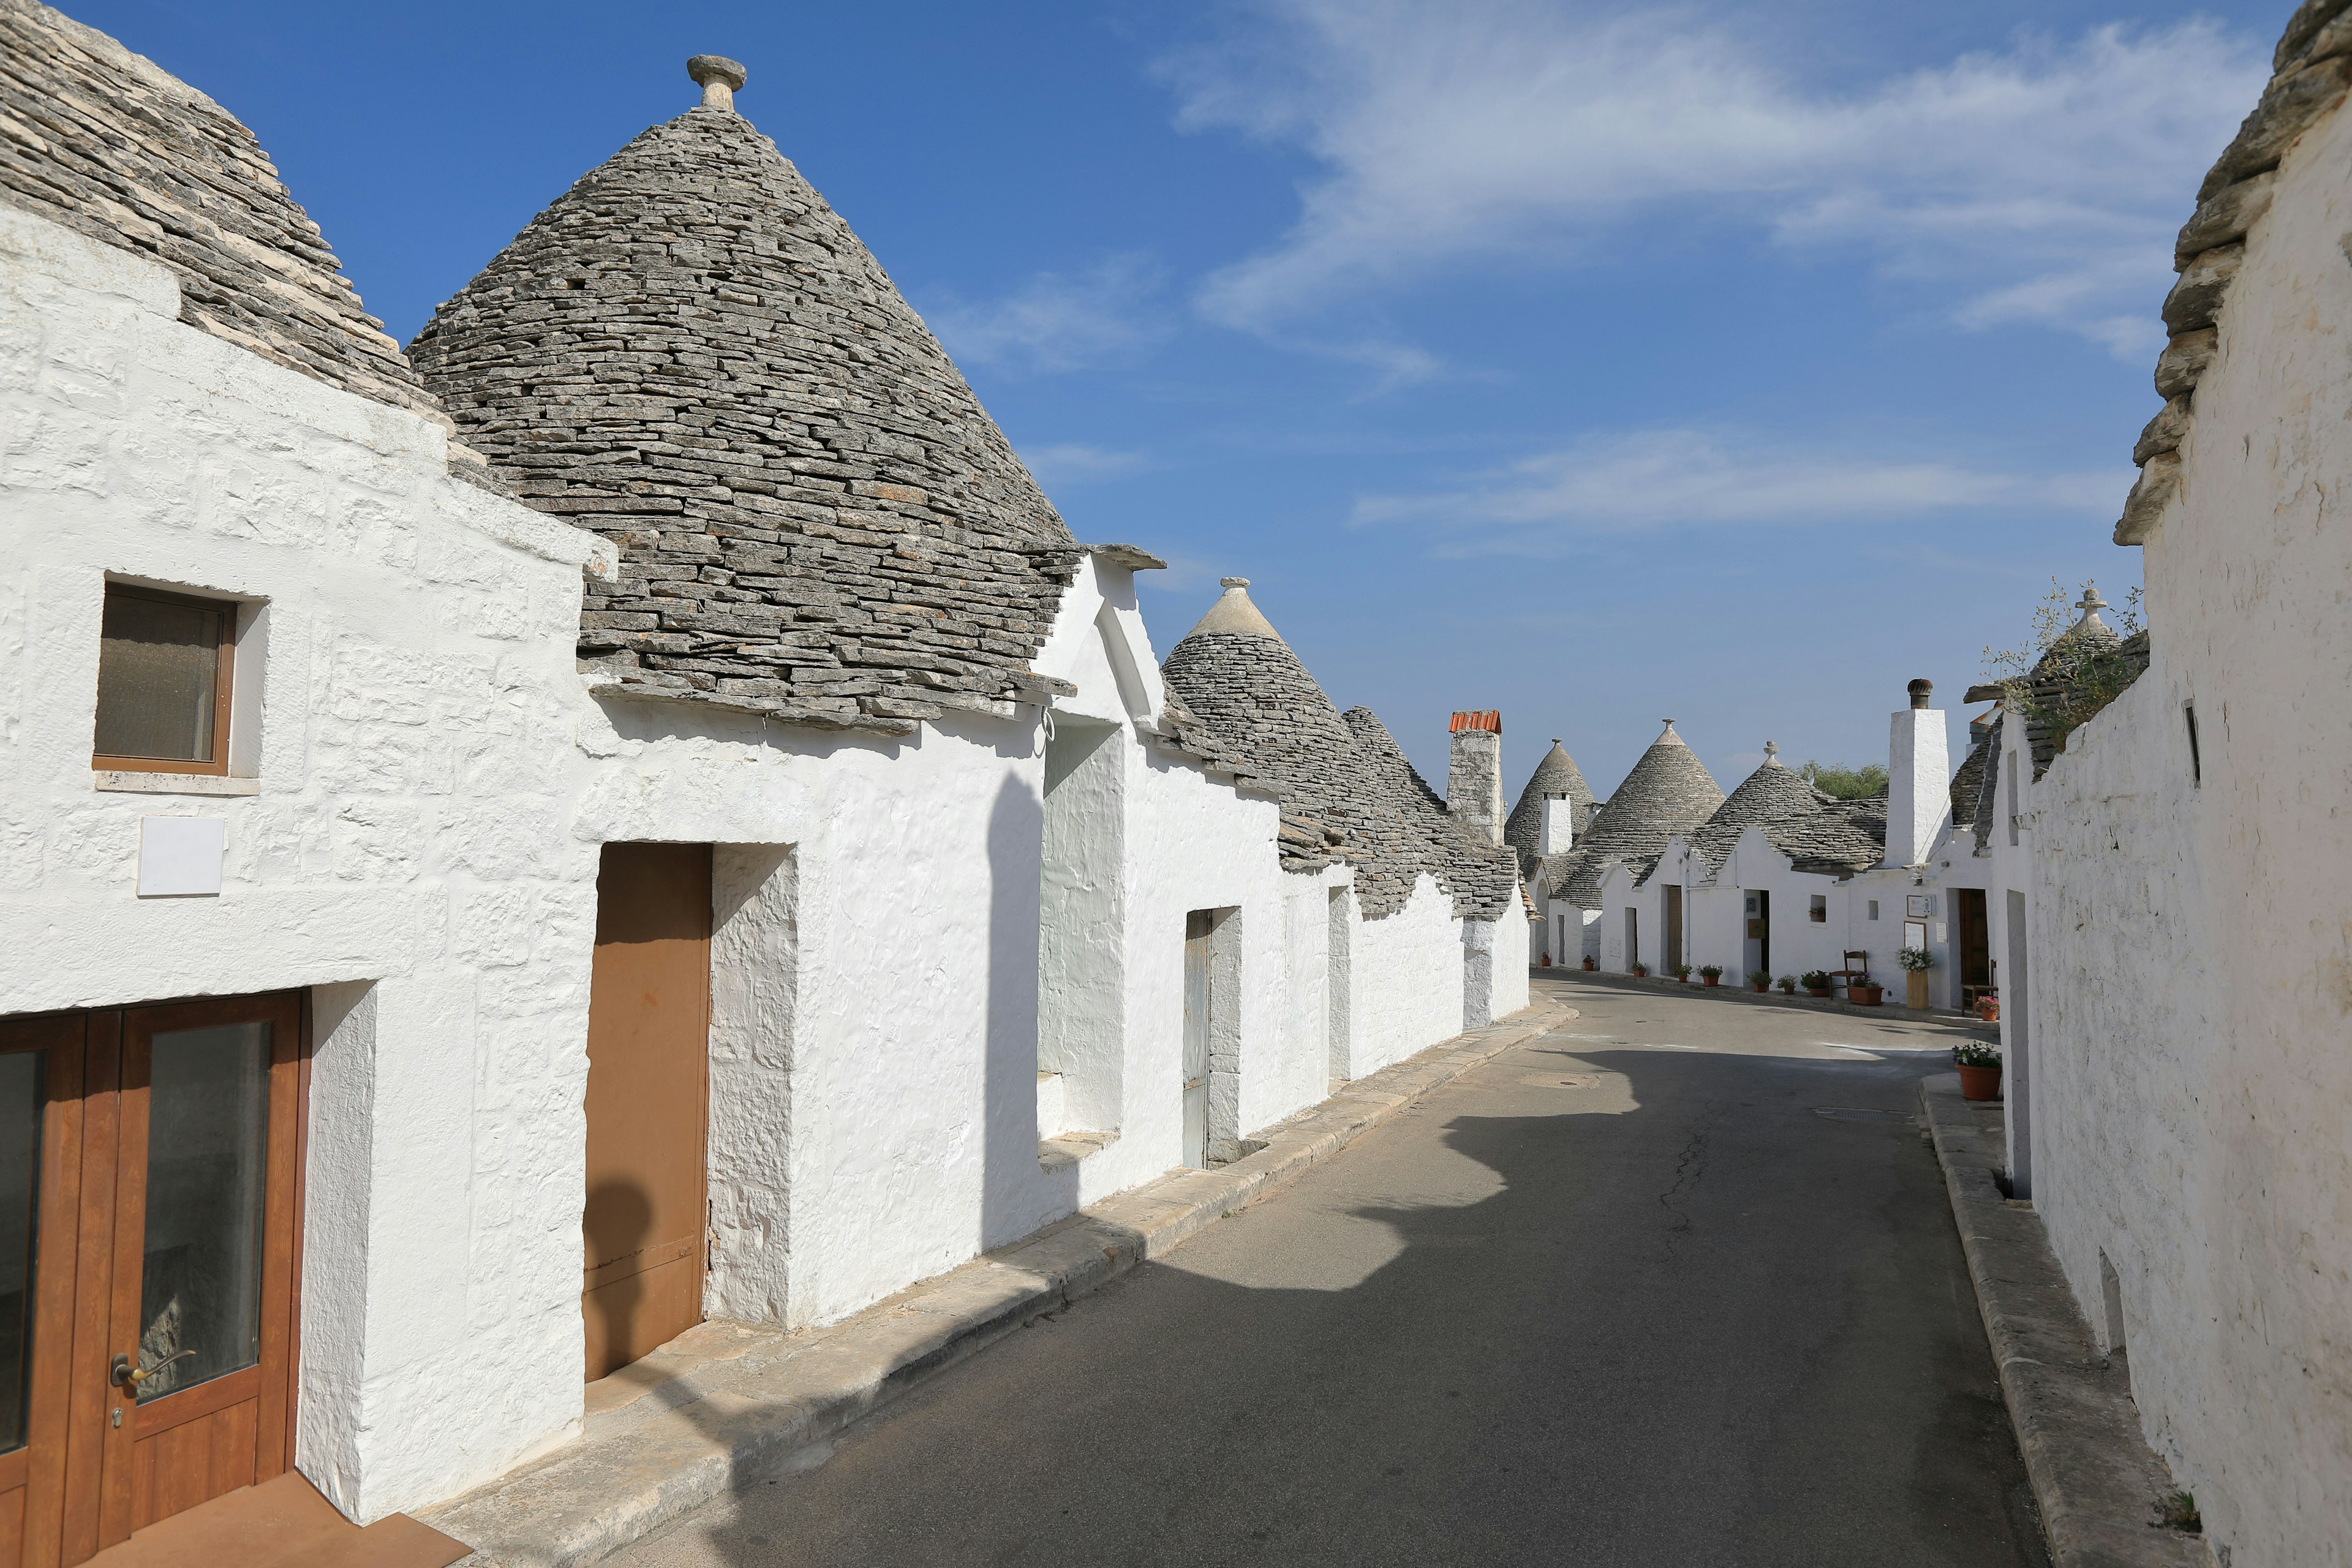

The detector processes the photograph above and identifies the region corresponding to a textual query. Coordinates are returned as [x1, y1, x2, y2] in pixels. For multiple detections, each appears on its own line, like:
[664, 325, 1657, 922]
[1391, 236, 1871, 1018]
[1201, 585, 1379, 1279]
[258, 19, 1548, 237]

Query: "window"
[92, 586, 235, 775]
[1809, 895, 1827, 924]
[1867, 900, 1880, 921]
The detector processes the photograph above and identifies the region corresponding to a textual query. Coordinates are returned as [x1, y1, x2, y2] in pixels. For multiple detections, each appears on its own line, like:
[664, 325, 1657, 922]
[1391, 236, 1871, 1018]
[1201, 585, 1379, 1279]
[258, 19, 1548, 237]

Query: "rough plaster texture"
[705, 845, 796, 1324]
[2013, 82, 2352, 1566]
[0, 202, 614, 1521]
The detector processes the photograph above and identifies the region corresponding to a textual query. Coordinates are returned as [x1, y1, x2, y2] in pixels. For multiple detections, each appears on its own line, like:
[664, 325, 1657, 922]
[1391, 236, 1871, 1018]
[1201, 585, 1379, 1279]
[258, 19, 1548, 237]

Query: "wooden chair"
[1828, 950, 1870, 993]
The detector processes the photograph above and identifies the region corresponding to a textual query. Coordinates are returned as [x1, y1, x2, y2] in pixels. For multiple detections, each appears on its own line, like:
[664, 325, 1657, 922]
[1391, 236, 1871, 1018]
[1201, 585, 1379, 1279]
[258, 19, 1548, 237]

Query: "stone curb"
[1543, 965, 1996, 1031]
[428, 992, 1580, 1567]
[1917, 1074, 2211, 1568]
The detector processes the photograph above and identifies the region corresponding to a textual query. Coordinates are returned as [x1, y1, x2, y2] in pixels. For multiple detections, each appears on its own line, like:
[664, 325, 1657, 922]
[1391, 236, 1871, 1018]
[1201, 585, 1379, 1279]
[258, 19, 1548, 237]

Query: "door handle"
[110, 1350, 195, 1390]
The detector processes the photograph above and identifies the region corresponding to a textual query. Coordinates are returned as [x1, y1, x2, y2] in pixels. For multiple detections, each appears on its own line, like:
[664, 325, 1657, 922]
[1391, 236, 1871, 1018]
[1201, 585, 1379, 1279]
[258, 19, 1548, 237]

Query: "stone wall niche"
[1038, 718, 1126, 1139]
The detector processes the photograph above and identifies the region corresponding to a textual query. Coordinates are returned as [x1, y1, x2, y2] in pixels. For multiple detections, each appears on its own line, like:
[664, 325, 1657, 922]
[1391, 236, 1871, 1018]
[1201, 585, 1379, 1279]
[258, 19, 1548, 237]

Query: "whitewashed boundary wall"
[2024, 74, 2352, 1567]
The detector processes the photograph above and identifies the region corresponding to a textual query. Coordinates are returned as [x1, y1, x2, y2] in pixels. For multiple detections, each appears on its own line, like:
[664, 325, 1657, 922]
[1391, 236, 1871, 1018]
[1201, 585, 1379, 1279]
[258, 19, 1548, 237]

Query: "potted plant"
[1850, 978, 1883, 1005]
[1777, 974, 1797, 994]
[1801, 970, 1833, 998]
[1897, 945, 1936, 1009]
[1629, 960, 1648, 977]
[1975, 992, 1999, 1023]
[1747, 968, 1771, 992]
[1581, 955, 1596, 971]
[1954, 1040, 2003, 1101]
[1698, 964, 1723, 987]
[1670, 962, 1693, 982]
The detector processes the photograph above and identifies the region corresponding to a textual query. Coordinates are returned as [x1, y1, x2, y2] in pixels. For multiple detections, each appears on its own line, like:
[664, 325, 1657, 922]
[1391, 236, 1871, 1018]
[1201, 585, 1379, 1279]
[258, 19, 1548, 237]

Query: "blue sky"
[68, 0, 2282, 797]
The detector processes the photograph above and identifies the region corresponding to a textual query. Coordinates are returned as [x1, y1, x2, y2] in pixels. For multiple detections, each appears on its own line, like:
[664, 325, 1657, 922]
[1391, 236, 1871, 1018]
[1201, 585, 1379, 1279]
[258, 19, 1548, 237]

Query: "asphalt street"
[612, 976, 2047, 1567]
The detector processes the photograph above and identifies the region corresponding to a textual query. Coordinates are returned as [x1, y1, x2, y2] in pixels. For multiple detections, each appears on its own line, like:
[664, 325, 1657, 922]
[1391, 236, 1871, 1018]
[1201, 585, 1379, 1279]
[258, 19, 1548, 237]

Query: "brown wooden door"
[582, 843, 712, 1382]
[1956, 889, 1992, 992]
[1, 992, 304, 1567]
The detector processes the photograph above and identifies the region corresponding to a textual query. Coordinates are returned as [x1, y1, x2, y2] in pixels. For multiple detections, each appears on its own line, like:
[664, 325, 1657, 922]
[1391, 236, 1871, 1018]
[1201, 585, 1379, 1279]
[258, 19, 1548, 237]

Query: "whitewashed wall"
[1, 198, 1537, 1535]
[0, 206, 614, 1521]
[1349, 875, 1469, 1075]
[2016, 88, 2352, 1567]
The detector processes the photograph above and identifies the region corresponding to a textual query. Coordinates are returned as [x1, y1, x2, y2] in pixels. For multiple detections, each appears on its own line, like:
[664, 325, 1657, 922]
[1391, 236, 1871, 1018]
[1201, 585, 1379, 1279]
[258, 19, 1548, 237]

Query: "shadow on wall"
[668, 1024, 2046, 1567]
[982, 771, 1066, 1252]
[582, 1178, 651, 1382]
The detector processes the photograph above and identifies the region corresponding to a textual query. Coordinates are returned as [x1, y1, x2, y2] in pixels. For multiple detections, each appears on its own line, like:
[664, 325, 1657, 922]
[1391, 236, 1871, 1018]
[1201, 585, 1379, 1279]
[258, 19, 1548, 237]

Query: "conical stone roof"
[1551, 722, 1724, 907]
[1160, 582, 1513, 919]
[1502, 739, 1595, 869]
[409, 85, 1080, 736]
[1689, 745, 1886, 878]
[1341, 707, 1519, 921]
[1, 0, 433, 416]
[1689, 745, 1822, 870]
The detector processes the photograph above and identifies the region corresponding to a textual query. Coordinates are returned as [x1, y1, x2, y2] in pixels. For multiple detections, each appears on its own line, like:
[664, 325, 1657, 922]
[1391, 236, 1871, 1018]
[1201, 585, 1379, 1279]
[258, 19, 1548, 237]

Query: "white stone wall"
[1351, 875, 1471, 1075]
[2016, 88, 2352, 1566]
[0, 205, 614, 1520]
[0, 199, 1535, 1534]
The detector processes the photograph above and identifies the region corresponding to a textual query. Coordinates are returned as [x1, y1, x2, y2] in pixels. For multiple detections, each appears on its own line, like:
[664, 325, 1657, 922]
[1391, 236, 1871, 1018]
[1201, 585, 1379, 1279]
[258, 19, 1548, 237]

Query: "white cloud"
[1160, 3, 2266, 358]
[1022, 443, 1151, 485]
[1351, 428, 2127, 542]
[924, 254, 1167, 374]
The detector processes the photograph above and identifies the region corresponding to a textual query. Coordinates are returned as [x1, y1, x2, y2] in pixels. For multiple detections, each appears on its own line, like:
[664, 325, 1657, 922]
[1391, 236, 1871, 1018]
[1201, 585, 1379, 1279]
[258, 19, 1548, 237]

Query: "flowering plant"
[1954, 1040, 2002, 1068]
[1898, 946, 1937, 972]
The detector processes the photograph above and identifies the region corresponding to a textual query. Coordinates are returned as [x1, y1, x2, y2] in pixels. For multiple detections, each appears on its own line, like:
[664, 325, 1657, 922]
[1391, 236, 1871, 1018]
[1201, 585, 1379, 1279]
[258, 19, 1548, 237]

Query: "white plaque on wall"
[138, 816, 226, 897]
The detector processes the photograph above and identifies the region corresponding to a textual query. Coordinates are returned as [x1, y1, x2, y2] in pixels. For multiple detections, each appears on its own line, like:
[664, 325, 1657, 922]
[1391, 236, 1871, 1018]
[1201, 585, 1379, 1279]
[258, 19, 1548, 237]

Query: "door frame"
[1, 990, 310, 1567]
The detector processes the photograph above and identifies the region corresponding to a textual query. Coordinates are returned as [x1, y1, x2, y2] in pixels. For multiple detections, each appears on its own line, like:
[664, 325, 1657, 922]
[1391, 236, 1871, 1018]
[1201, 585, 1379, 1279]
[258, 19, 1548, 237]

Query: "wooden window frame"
[89, 585, 238, 778]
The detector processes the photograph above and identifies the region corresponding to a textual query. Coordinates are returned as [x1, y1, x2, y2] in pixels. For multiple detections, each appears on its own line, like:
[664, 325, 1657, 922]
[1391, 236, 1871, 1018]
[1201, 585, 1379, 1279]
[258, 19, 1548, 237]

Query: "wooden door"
[1956, 889, 1991, 993]
[1662, 886, 1683, 972]
[1, 992, 304, 1567]
[0, 1013, 86, 1568]
[1182, 913, 1210, 1170]
[582, 843, 712, 1382]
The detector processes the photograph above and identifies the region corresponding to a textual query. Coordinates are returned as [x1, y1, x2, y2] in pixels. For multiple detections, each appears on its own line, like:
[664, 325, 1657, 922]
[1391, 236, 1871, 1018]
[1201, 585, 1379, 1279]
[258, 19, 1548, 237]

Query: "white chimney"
[1539, 794, 1575, 855]
[1885, 677, 1950, 867]
[1447, 710, 1504, 845]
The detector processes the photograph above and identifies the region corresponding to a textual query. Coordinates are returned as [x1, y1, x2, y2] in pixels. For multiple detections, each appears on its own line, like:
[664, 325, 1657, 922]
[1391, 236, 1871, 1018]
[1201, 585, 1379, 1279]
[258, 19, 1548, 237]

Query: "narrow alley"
[611, 978, 2044, 1567]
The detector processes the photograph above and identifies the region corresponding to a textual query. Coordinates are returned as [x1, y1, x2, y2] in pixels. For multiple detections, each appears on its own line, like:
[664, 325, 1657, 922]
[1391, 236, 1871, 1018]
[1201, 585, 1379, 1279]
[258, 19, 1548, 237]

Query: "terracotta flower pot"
[1805, 986, 1832, 998]
[1582, 959, 1596, 971]
[1907, 972, 1929, 1009]
[1751, 982, 1768, 992]
[1540, 954, 1551, 967]
[1701, 975, 1719, 987]
[1851, 984, 1882, 1006]
[1958, 1063, 2002, 1101]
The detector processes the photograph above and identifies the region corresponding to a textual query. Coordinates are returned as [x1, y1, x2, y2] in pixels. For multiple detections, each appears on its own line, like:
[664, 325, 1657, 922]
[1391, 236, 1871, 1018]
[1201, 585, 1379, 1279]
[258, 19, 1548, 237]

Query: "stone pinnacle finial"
[1907, 677, 1933, 710]
[1220, 576, 1249, 589]
[688, 55, 747, 112]
[1764, 740, 1781, 763]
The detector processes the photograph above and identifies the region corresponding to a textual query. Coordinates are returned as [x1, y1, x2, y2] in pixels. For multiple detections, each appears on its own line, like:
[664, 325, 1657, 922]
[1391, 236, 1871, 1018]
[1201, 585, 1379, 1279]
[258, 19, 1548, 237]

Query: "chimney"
[1885, 678, 1949, 867]
[688, 55, 747, 112]
[1447, 710, 1504, 845]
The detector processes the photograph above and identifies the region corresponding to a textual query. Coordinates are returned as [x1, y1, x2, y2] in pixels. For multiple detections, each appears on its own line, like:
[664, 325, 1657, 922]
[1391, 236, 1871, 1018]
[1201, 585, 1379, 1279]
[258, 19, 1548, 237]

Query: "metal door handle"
[111, 1350, 195, 1389]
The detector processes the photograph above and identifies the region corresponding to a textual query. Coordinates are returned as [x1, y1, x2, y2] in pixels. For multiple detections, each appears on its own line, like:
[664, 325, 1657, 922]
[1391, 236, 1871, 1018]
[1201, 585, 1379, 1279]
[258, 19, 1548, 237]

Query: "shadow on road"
[632, 1012, 2046, 1568]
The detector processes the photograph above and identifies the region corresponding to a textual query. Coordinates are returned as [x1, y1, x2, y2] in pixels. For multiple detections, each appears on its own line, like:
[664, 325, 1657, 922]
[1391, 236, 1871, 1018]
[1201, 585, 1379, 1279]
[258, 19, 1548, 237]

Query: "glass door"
[0, 993, 303, 1567]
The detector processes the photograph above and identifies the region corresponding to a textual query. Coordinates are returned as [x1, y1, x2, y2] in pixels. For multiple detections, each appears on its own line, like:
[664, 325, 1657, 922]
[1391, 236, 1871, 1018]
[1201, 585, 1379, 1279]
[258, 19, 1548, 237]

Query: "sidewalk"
[1543, 964, 1997, 1032]
[429, 988, 1579, 1567]
[1918, 1074, 2210, 1568]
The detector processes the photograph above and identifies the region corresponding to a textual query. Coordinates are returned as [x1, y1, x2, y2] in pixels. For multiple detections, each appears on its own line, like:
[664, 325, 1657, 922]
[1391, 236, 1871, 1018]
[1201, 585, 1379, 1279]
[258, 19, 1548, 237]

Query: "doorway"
[1662, 886, 1684, 973]
[0, 990, 305, 1565]
[1955, 889, 1991, 1008]
[1623, 908, 1639, 971]
[1744, 890, 1771, 979]
[2003, 889, 2032, 1200]
[1182, 911, 1211, 1169]
[584, 843, 712, 1382]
